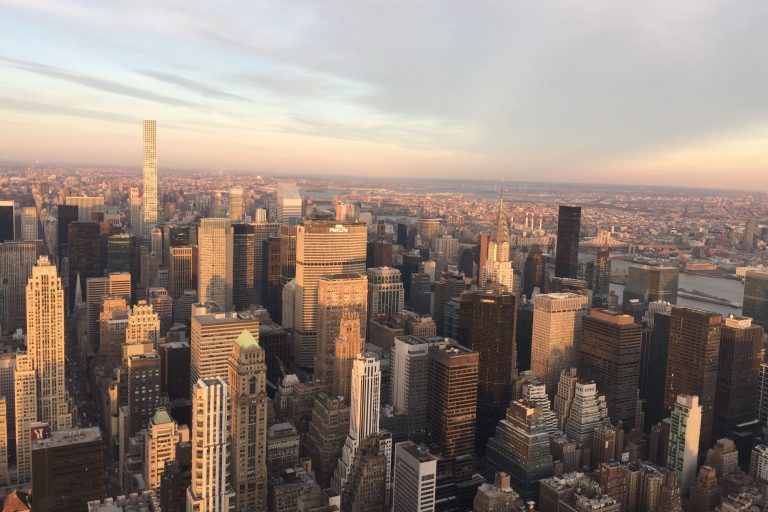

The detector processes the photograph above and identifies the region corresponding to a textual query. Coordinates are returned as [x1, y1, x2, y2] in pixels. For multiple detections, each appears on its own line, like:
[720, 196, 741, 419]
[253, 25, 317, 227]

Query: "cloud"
[0, 96, 136, 124]
[137, 69, 250, 102]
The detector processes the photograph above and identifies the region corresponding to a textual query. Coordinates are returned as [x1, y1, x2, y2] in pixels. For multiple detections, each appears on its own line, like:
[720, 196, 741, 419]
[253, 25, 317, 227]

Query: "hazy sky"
[0, 1, 766, 188]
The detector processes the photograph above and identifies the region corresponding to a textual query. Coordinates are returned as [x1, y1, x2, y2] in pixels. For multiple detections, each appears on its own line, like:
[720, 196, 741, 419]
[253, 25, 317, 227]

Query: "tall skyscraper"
[127, 351, 162, 437]
[65, 196, 105, 222]
[67, 221, 101, 309]
[143, 120, 158, 237]
[197, 218, 234, 311]
[664, 307, 721, 450]
[432, 271, 468, 336]
[86, 272, 131, 357]
[26, 256, 71, 430]
[20, 206, 37, 241]
[458, 287, 517, 452]
[530, 293, 589, 395]
[228, 329, 268, 511]
[0, 240, 40, 334]
[332, 313, 365, 402]
[555, 205, 581, 279]
[276, 182, 302, 224]
[228, 187, 244, 221]
[232, 222, 256, 311]
[251, 221, 280, 302]
[190, 312, 259, 395]
[522, 245, 545, 300]
[107, 233, 134, 274]
[743, 270, 768, 327]
[341, 434, 388, 512]
[666, 394, 701, 495]
[186, 377, 235, 512]
[481, 196, 513, 292]
[623, 264, 679, 305]
[0, 201, 13, 242]
[392, 441, 437, 512]
[563, 380, 609, 449]
[314, 273, 368, 389]
[56, 203, 78, 260]
[367, 267, 404, 320]
[586, 248, 611, 307]
[169, 245, 195, 300]
[129, 187, 142, 235]
[293, 220, 367, 369]
[143, 408, 184, 490]
[713, 315, 764, 438]
[14, 353, 36, 485]
[304, 392, 351, 488]
[579, 309, 642, 426]
[427, 343, 479, 459]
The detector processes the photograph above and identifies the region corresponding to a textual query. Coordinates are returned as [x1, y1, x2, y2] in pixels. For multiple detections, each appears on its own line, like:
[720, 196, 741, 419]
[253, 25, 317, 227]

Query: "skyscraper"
[666, 394, 701, 495]
[143, 408, 184, 490]
[555, 206, 581, 279]
[294, 220, 367, 369]
[314, 273, 368, 389]
[20, 206, 37, 241]
[392, 441, 437, 512]
[169, 245, 195, 301]
[143, 120, 158, 237]
[522, 245, 545, 300]
[65, 196, 105, 222]
[0, 240, 40, 334]
[458, 287, 517, 452]
[563, 380, 608, 449]
[304, 392, 351, 488]
[743, 270, 768, 328]
[427, 343, 479, 459]
[228, 187, 244, 221]
[713, 315, 764, 438]
[186, 377, 235, 512]
[586, 248, 611, 307]
[127, 351, 162, 437]
[623, 264, 679, 305]
[129, 187, 142, 235]
[232, 222, 256, 311]
[579, 309, 642, 426]
[530, 293, 589, 396]
[67, 221, 101, 308]
[228, 329, 268, 510]
[664, 307, 721, 450]
[366, 267, 404, 320]
[432, 271, 468, 336]
[197, 218, 234, 311]
[26, 256, 71, 430]
[107, 233, 134, 274]
[251, 220, 280, 302]
[332, 313, 365, 402]
[276, 182, 302, 224]
[14, 353, 36, 485]
[481, 196, 513, 292]
[0, 201, 13, 242]
[56, 203, 78, 260]
[341, 434, 388, 512]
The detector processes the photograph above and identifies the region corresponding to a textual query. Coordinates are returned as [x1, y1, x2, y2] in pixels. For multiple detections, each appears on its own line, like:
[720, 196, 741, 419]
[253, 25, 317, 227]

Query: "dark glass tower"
[523, 245, 545, 299]
[233, 222, 256, 310]
[56, 204, 78, 261]
[586, 247, 611, 307]
[67, 221, 102, 309]
[0, 203, 14, 242]
[107, 233, 134, 274]
[555, 205, 581, 279]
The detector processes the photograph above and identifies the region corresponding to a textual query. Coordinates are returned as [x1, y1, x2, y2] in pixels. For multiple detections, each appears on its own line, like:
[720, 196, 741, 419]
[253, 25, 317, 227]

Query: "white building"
[197, 218, 234, 311]
[276, 182, 302, 225]
[143, 120, 158, 236]
[667, 394, 702, 495]
[392, 441, 437, 512]
[367, 267, 405, 320]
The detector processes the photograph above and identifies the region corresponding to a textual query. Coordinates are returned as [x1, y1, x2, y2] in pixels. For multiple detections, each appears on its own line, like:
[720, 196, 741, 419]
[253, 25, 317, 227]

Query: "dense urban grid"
[1, 121, 768, 512]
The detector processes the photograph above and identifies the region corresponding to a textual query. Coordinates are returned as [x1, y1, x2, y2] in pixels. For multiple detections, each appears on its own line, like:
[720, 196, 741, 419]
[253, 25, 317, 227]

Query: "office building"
[107, 233, 134, 274]
[143, 120, 158, 236]
[0, 240, 40, 334]
[481, 197, 513, 292]
[433, 234, 459, 272]
[530, 293, 589, 395]
[157, 341, 190, 401]
[586, 248, 611, 307]
[86, 272, 132, 357]
[340, 434, 387, 512]
[229, 329, 268, 511]
[743, 270, 768, 327]
[555, 206, 581, 279]
[267, 423, 300, 478]
[126, 299, 160, 346]
[305, 393, 351, 488]
[367, 267, 404, 320]
[56, 203, 78, 260]
[522, 245, 546, 300]
[198, 217, 234, 311]
[415, 219, 441, 248]
[554, 368, 579, 431]
[483, 399, 555, 500]
[563, 381, 608, 448]
[665, 307, 721, 450]
[579, 309, 642, 426]
[20, 206, 37, 241]
[276, 182, 302, 224]
[643, 306, 672, 428]
[228, 187, 244, 221]
[128, 186, 142, 234]
[143, 408, 185, 489]
[293, 220, 367, 369]
[232, 222, 256, 311]
[261, 236, 282, 321]
[186, 377, 235, 512]
[432, 271, 468, 336]
[392, 441, 437, 512]
[169, 245, 195, 300]
[427, 343, 478, 459]
[667, 394, 701, 495]
[332, 312, 365, 402]
[251, 221, 280, 302]
[0, 201, 13, 242]
[26, 256, 71, 430]
[714, 316, 764, 438]
[458, 287, 517, 452]
[67, 221, 101, 308]
[623, 264, 679, 305]
[190, 312, 259, 394]
[314, 273, 368, 389]
[14, 354, 36, 484]
[65, 195, 105, 223]
[31, 427, 103, 512]
[127, 351, 161, 437]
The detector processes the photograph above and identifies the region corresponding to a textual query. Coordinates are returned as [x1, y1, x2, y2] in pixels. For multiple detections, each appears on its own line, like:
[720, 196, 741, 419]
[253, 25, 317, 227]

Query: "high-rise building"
[427, 343, 479, 459]
[334, 353, 382, 492]
[197, 218, 234, 311]
[126, 299, 160, 346]
[586, 248, 611, 307]
[623, 264, 679, 305]
[266, 422, 300, 478]
[579, 309, 642, 426]
[293, 220, 367, 369]
[0, 397, 8, 486]
[315, 273, 368, 389]
[458, 287, 517, 452]
[554, 368, 579, 431]
[530, 293, 589, 396]
[56, 204, 78, 260]
[20, 206, 37, 241]
[228, 187, 244, 221]
[0, 240, 40, 334]
[0, 201, 13, 242]
[26, 256, 71, 430]
[743, 270, 768, 327]
[714, 315, 764, 438]
[340, 434, 388, 512]
[169, 245, 195, 301]
[657, 468, 683, 512]
[332, 313, 365, 402]
[127, 351, 162, 436]
[147, 287, 172, 334]
[522, 245, 546, 300]
[433, 235, 459, 272]
[276, 182, 302, 225]
[415, 219, 441, 249]
[232, 222, 256, 311]
[481, 197, 513, 292]
[107, 233, 134, 274]
[744, 218, 756, 252]
[14, 353, 37, 484]
[186, 378, 234, 512]
[67, 221, 101, 308]
[261, 236, 282, 321]
[483, 399, 555, 500]
[392, 441, 437, 512]
[705, 438, 738, 479]
[228, 329, 268, 510]
[190, 312, 259, 394]
[143, 408, 185, 490]
[432, 271, 468, 336]
[749, 444, 768, 489]
[86, 272, 131, 357]
[65, 196, 105, 223]
[129, 187, 142, 234]
[31, 428, 103, 512]
[555, 206, 581, 279]
[664, 307, 721, 450]
[563, 381, 608, 449]
[305, 393, 351, 488]
[666, 394, 701, 495]
[644, 308, 672, 428]
[143, 120, 158, 236]
[367, 267, 404, 320]
[251, 221, 280, 303]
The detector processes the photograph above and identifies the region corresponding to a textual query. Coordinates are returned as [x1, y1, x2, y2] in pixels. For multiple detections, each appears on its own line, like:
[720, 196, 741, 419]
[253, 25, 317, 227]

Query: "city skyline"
[1, 1, 767, 188]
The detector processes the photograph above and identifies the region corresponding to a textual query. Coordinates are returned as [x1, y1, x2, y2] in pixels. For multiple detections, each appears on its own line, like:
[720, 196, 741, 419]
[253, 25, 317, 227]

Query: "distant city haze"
[0, 1, 766, 188]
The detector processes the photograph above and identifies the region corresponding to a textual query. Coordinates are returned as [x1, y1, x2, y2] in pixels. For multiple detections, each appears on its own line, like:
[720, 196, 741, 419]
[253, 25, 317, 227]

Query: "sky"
[0, 0, 766, 188]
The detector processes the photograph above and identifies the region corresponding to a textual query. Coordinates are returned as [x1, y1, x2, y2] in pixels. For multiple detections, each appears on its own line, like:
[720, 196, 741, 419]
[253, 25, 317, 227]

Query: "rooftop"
[32, 427, 102, 449]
